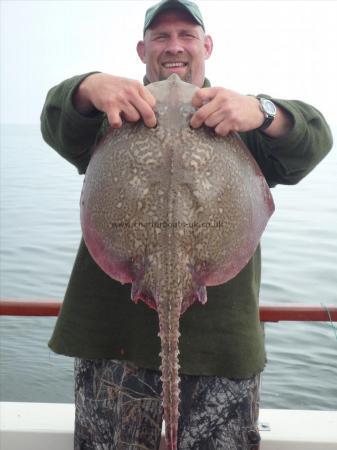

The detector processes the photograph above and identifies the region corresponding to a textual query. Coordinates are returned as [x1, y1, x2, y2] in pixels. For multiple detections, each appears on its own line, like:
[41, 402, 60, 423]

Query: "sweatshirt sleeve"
[240, 97, 333, 187]
[41, 76, 333, 184]
[40, 72, 105, 174]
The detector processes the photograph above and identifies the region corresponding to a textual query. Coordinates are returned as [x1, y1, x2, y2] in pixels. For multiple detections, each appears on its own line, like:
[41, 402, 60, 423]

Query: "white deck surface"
[1, 402, 337, 449]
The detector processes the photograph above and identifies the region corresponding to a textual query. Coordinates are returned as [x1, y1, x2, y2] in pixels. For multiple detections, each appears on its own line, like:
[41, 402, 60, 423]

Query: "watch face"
[261, 98, 277, 116]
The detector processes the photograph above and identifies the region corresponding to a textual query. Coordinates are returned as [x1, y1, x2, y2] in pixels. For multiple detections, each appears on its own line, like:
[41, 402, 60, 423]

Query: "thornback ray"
[80, 73, 274, 450]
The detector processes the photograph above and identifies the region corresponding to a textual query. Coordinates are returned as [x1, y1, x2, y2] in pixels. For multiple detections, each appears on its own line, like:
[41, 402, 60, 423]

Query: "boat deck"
[1, 402, 337, 449]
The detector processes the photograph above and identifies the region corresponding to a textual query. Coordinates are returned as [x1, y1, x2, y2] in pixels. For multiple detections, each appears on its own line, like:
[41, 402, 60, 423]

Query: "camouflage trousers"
[74, 358, 261, 450]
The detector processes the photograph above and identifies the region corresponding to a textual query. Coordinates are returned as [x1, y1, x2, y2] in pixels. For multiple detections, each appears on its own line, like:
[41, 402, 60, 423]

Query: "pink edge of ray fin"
[131, 282, 158, 311]
[180, 285, 208, 315]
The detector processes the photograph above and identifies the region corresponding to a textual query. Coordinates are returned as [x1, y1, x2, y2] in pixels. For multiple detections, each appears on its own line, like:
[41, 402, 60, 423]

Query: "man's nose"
[164, 38, 184, 55]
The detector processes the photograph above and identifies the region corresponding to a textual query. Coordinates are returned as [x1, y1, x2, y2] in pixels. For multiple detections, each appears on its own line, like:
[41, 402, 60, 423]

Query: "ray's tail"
[157, 286, 182, 450]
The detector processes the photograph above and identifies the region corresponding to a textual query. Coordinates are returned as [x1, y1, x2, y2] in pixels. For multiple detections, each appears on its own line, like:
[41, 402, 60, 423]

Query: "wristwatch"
[256, 96, 277, 131]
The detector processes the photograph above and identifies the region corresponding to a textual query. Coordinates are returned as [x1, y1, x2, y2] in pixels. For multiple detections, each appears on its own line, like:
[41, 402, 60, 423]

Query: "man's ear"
[204, 35, 213, 60]
[136, 40, 146, 63]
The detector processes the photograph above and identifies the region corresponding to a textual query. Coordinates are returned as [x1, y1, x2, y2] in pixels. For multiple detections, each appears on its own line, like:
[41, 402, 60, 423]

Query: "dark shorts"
[74, 358, 261, 450]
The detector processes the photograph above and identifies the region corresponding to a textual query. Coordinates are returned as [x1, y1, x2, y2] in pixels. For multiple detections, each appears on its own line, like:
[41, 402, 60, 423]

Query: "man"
[41, 1, 332, 449]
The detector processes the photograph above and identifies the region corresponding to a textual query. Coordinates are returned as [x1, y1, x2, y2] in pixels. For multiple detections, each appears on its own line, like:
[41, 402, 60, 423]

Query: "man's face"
[137, 10, 213, 87]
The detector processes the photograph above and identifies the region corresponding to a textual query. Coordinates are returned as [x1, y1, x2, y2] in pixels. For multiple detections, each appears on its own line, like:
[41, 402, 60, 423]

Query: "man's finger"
[191, 87, 217, 108]
[122, 103, 141, 122]
[132, 94, 157, 128]
[190, 101, 218, 129]
[215, 121, 230, 136]
[141, 85, 157, 109]
[204, 109, 226, 128]
[108, 111, 122, 128]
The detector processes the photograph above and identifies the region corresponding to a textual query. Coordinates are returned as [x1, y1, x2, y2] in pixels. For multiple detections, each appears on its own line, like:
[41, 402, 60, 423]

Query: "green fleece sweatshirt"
[40, 72, 332, 378]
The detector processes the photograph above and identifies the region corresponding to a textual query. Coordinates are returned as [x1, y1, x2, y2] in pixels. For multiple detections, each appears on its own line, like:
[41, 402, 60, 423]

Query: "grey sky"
[1, 0, 337, 126]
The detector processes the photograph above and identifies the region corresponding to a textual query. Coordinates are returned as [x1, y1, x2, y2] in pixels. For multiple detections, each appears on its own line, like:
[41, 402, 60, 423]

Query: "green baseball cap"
[144, 0, 205, 34]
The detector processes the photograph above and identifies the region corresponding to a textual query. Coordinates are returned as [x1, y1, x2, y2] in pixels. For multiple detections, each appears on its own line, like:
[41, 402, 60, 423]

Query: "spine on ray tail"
[157, 278, 183, 450]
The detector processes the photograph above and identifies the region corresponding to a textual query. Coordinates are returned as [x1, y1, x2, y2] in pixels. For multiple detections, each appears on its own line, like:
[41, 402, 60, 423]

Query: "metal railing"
[0, 299, 336, 322]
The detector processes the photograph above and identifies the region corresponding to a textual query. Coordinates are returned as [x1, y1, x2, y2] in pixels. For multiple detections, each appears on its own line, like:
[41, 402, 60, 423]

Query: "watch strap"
[256, 96, 276, 131]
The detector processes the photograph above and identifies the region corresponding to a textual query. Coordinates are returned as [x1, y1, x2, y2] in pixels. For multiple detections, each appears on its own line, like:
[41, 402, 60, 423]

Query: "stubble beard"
[158, 67, 192, 84]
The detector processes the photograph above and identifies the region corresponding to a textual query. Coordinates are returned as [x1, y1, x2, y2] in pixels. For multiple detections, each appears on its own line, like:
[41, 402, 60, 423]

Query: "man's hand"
[190, 87, 292, 138]
[74, 73, 157, 128]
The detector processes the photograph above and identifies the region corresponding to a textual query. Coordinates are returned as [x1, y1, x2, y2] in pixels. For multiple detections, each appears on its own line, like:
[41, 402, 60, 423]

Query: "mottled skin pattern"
[80, 74, 274, 450]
